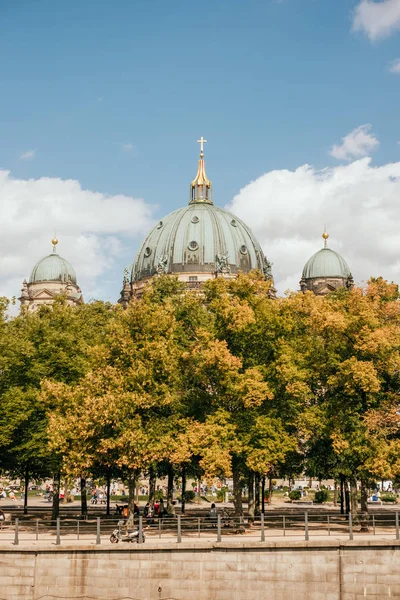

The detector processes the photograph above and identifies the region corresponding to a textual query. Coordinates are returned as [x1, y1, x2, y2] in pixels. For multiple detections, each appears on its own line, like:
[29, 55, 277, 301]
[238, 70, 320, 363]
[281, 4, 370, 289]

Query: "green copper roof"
[131, 202, 271, 282]
[30, 252, 77, 285]
[302, 247, 351, 280]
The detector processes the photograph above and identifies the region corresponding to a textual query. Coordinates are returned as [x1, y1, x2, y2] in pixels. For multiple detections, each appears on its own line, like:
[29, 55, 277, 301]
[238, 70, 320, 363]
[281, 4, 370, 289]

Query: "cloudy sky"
[1, 0, 400, 303]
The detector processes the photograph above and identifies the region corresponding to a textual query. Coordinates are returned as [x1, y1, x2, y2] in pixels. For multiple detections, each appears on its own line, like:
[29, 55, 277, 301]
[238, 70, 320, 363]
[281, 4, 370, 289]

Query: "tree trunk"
[248, 472, 255, 521]
[80, 477, 88, 519]
[181, 465, 186, 515]
[197, 478, 201, 502]
[127, 472, 136, 526]
[167, 463, 175, 515]
[106, 469, 111, 517]
[261, 476, 266, 514]
[23, 464, 29, 515]
[232, 459, 243, 517]
[340, 475, 345, 515]
[359, 479, 369, 532]
[333, 480, 338, 507]
[350, 476, 358, 520]
[51, 472, 61, 522]
[255, 474, 261, 515]
[148, 466, 156, 506]
[345, 486, 350, 515]
[268, 475, 273, 506]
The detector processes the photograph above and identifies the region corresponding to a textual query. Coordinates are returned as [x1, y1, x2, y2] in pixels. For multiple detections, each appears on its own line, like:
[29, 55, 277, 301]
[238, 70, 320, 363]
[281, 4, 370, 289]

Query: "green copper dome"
[30, 251, 77, 285]
[129, 142, 272, 285]
[302, 247, 351, 279]
[131, 203, 271, 282]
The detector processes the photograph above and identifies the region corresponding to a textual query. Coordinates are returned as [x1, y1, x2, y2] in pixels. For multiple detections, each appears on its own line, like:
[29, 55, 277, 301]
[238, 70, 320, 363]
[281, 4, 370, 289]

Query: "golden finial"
[322, 226, 329, 248]
[52, 236, 58, 252]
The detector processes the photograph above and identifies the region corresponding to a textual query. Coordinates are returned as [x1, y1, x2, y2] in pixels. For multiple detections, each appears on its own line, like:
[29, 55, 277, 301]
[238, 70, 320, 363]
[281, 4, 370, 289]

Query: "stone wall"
[0, 540, 399, 600]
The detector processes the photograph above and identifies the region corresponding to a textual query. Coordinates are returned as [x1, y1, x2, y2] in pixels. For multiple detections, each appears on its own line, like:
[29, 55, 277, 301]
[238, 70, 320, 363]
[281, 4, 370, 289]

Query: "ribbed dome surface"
[132, 203, 268, 282]
[30, 253, 77, 285]
[302, 248, 351, 279]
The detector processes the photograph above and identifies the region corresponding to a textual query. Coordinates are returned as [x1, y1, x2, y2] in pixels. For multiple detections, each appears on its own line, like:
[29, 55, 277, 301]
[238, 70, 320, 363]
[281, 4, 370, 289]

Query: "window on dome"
[191, 216, 199, 223]
[188, 241, 199, 251]
[144, 247, 152, 257]
[231, 219, 237, 227]
[157, 221, 163, 229]
[240, 245, 248, 255]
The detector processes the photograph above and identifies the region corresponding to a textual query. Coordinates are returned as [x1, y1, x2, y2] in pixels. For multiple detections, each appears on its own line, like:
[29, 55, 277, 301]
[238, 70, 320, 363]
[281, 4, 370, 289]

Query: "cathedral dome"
[127, 138, 272, 290]
[302, 247, 351, 280]
[131, 203, 269, 282]
[300, 230, 353, 296]
[30, 242, 77, 285]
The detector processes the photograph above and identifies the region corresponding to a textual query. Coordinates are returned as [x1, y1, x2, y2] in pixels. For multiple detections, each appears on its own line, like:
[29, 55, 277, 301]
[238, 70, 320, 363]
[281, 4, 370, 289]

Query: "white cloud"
[0, 170, 155, 304]
[122, 143, 134, 152]
[352, 0, 400, 41]
[389, 58, 400, 73]
[228, 157, 400, 295]
[330, 125, 379, 161]
[19, 150, 36, 161]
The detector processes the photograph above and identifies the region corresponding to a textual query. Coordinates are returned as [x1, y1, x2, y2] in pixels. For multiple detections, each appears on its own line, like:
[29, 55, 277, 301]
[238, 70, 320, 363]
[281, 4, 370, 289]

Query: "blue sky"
[1, 0, 400, 302]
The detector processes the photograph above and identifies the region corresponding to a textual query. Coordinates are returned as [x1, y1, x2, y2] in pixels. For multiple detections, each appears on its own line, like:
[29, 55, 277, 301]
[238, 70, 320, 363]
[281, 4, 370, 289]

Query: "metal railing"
[1, 512, 400, 545]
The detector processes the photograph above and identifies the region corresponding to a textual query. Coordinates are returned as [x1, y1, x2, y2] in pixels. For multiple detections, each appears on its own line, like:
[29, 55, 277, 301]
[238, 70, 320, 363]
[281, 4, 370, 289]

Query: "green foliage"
[381, 493, 397, 503]
[314, 489, 329, 503]
[182, 490, 196, 502]
[289, 490, 302, 501]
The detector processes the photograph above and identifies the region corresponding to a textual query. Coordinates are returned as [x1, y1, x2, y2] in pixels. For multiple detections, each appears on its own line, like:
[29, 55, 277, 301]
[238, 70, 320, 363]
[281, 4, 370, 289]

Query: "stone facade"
[1, 540, 400, 600]
[300, 275, 354, 296]
[19, 278, 83, 311]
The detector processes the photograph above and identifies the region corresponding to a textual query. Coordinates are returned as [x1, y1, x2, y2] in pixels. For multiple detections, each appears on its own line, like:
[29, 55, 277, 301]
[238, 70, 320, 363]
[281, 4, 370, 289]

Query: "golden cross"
[197, 136, 207, 154]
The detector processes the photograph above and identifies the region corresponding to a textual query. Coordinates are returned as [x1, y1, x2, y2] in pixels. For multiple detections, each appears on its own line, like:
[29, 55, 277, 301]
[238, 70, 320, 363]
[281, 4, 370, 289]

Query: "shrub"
[289, 490, 301, 501]
[314, 489, 329, 504]
[381, 493, 397, 503]
[182, 490, 196, 502]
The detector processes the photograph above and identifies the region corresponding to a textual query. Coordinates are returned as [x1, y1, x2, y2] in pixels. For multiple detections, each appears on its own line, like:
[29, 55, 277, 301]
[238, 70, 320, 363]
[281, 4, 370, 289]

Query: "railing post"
[349, 513, 353, 540]
[327, 515, 330, 536]
[304, 511, 309, 541]
[14, 518, 19, 546]
[159, 518, 162, 539]
[396, 512, 399, 541]
[198, 517, 201, 538]
[36, 519, 39, 541]
[77, 520, 80, 540]
[283, 515, 286, 537]
[261, 513, 265, 542]
[56, 517, 60, 545]
[138, 515, 143, 544]
[217, 514, 221, 542]
[96, 517, 101, 545]
[177, 515, 181, 543]
[373, 514, 375, 535]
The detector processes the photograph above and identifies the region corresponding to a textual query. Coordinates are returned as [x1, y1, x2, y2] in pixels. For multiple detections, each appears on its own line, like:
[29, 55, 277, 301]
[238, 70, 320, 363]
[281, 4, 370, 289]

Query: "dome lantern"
[190, 137, 212, 205]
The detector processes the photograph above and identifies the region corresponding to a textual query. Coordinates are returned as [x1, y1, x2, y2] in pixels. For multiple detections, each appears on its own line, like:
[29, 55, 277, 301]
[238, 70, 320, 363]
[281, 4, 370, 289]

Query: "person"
[159, 498, 168, 517]
[0, 509, 5, 521]
[209, 503, 218, 527]
[9, 491, 16, 501]
[153, 499, 160, 516]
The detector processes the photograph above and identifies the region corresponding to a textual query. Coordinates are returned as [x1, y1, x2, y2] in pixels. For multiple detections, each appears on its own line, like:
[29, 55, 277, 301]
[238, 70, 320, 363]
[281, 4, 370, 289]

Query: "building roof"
[29, 242, 77, 285]
[302, 247, 352, 280]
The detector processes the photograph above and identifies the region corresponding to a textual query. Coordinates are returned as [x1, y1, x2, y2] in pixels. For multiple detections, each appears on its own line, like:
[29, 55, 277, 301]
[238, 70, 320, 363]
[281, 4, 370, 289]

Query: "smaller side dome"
[302, 248, 351, 280]
[300, 230, 353, 296]
[30, 253, 77, 284]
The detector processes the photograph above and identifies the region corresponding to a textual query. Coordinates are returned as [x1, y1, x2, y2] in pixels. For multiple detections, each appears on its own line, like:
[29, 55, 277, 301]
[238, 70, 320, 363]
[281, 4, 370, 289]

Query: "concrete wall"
[0, 540, 399, 600]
